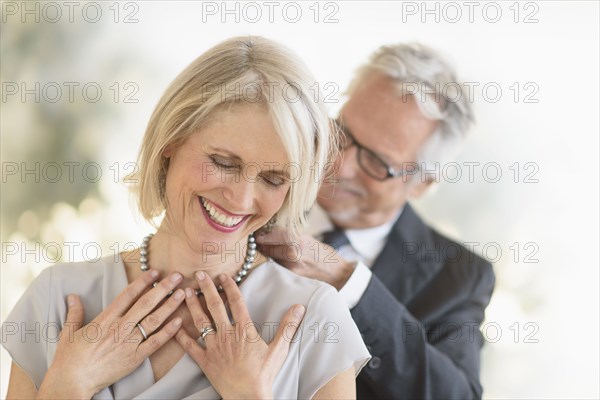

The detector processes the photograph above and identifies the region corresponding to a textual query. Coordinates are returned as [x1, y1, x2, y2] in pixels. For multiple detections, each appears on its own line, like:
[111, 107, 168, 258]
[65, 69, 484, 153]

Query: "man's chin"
[323, 206, 361, 227]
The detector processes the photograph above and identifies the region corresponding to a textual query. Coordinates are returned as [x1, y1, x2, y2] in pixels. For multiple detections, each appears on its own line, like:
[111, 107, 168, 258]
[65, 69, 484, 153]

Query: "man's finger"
[255, 226, 291, 244]
[255, 242, 294, 265]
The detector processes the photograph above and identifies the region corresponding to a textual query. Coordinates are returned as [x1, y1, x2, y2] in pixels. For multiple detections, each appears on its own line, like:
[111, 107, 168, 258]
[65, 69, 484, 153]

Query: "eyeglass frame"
[335, 119, 418, 181]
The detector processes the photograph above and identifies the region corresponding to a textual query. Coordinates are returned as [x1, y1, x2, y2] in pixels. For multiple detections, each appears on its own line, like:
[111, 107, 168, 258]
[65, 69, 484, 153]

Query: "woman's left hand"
[175, 271, 306, 399]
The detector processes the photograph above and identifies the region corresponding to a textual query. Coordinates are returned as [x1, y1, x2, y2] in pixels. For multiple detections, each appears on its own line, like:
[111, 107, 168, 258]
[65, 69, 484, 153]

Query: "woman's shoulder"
[36, 254, 123, 288]
[254, 259, 337, 299]
[48, 254, 122, 272]
[17, 255, 126, 320]
[260, 260, 371, 399]
[3, 255, 124, 334]
[244, 259, 345, 325]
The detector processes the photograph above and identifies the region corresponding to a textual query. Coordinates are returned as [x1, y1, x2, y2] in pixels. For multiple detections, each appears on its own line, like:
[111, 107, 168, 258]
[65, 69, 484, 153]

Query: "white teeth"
[201, 198, 244, 227]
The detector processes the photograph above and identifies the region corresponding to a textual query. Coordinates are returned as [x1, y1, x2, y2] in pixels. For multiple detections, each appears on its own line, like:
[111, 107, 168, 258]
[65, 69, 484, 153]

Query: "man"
[257, 43, 495, 399]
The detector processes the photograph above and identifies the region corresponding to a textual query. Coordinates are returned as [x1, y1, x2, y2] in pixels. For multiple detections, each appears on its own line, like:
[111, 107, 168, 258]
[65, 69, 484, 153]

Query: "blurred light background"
[1, 1, 598, 398]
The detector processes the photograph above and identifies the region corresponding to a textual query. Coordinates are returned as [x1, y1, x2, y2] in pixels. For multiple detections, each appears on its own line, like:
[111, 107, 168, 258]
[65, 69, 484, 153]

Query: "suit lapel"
[371, 203, 444, 305]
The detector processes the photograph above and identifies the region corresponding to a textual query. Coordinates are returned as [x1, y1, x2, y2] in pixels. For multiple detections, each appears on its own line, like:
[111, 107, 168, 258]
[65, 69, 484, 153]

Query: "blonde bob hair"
[129, 36, 336, 238]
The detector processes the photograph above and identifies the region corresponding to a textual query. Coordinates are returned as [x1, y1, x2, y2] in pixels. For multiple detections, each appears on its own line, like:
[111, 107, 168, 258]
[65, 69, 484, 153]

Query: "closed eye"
[210, 155, 240, 171]
[210, 154, 288, 187]
[261, 172, 287, 188]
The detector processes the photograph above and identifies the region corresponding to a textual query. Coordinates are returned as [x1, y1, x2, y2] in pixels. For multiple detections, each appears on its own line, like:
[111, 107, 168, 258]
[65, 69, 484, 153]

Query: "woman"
[2, 36, 370, 399]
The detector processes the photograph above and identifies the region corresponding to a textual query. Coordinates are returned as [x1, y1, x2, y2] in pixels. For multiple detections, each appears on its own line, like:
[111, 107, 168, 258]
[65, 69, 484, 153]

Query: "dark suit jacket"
[351, 204, 495, 399]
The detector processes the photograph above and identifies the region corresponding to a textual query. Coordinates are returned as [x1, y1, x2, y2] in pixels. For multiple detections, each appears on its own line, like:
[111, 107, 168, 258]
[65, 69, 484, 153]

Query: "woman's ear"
[163, 145, 173, 158]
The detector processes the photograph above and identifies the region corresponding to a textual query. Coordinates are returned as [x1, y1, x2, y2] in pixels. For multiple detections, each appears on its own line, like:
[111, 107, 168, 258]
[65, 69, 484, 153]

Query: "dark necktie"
[321, 228, 350, 250]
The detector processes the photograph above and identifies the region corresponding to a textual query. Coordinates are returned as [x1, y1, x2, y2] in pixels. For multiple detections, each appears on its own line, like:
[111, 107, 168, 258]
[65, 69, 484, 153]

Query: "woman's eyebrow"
[208, 146, 243, 162]
[263, 168, 291, 180]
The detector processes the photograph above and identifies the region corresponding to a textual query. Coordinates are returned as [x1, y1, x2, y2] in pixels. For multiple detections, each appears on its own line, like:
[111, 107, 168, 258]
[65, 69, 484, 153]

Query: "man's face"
[318, 74, 439, 229]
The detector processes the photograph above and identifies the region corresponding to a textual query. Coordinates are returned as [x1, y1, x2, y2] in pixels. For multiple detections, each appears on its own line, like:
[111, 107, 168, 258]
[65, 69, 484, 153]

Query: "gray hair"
[348, 42, 474, 177]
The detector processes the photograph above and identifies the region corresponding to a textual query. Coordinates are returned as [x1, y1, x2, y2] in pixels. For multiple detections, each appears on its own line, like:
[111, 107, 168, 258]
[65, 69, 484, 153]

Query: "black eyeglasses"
[335, 121, 417, 181]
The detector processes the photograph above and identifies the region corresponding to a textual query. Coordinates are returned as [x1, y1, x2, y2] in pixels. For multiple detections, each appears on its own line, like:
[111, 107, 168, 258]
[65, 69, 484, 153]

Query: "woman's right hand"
[37, 269, 185, 399]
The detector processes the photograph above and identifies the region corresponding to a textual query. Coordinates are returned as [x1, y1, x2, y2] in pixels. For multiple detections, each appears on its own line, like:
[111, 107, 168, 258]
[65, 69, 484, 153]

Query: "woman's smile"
[199, 196, 250, 232]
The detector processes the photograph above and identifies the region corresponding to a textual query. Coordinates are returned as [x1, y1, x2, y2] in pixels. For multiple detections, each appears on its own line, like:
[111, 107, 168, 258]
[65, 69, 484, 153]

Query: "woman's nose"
[223, 176, 255, 212]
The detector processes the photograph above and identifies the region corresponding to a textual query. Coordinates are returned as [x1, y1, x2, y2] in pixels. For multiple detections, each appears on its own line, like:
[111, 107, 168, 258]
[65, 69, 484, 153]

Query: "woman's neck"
[142, 226, 258, 289]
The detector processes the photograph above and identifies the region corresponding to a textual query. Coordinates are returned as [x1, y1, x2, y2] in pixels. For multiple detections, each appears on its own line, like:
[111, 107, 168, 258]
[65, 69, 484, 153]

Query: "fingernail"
[185, 288, 194, 298]
[293, 305, 305, 318]
[174, 289, 184, 301]
[219, 274, 227, 283]
[67, 294, 75, 306]
[173, 317, 182, 327]
[171, 272, 182, 282]
[196, 271, 206, 280]
[150, 269, 159, 278]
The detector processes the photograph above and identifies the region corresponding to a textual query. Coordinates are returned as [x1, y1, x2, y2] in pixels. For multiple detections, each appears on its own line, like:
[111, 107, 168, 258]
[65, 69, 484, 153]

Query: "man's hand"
[255, 227, 355, 290]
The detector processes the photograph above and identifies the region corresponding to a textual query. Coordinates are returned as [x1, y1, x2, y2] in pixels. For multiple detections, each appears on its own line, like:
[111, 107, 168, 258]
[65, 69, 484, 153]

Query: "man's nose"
[337, 146, 360, 179]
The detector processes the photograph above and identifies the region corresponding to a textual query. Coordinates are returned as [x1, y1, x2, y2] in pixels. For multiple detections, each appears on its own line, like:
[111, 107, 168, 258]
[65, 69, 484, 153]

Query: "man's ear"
[407, 177, 435, 199]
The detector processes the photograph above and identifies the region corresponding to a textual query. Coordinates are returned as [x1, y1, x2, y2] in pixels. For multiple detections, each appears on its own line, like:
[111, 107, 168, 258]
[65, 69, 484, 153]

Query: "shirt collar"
[307, 205, 404, 263]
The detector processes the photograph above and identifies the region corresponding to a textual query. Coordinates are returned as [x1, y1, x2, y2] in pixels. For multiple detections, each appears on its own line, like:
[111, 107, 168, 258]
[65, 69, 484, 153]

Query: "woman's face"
[163, 103, 291, 250]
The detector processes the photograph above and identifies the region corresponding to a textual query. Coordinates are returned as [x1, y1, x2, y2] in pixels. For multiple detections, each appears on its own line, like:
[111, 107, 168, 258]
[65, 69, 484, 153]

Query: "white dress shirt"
[307, 205, 403, 309]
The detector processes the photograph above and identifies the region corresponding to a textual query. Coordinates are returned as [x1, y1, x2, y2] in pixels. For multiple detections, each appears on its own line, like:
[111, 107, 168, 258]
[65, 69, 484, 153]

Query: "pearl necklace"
[139, 233, 257, 296]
